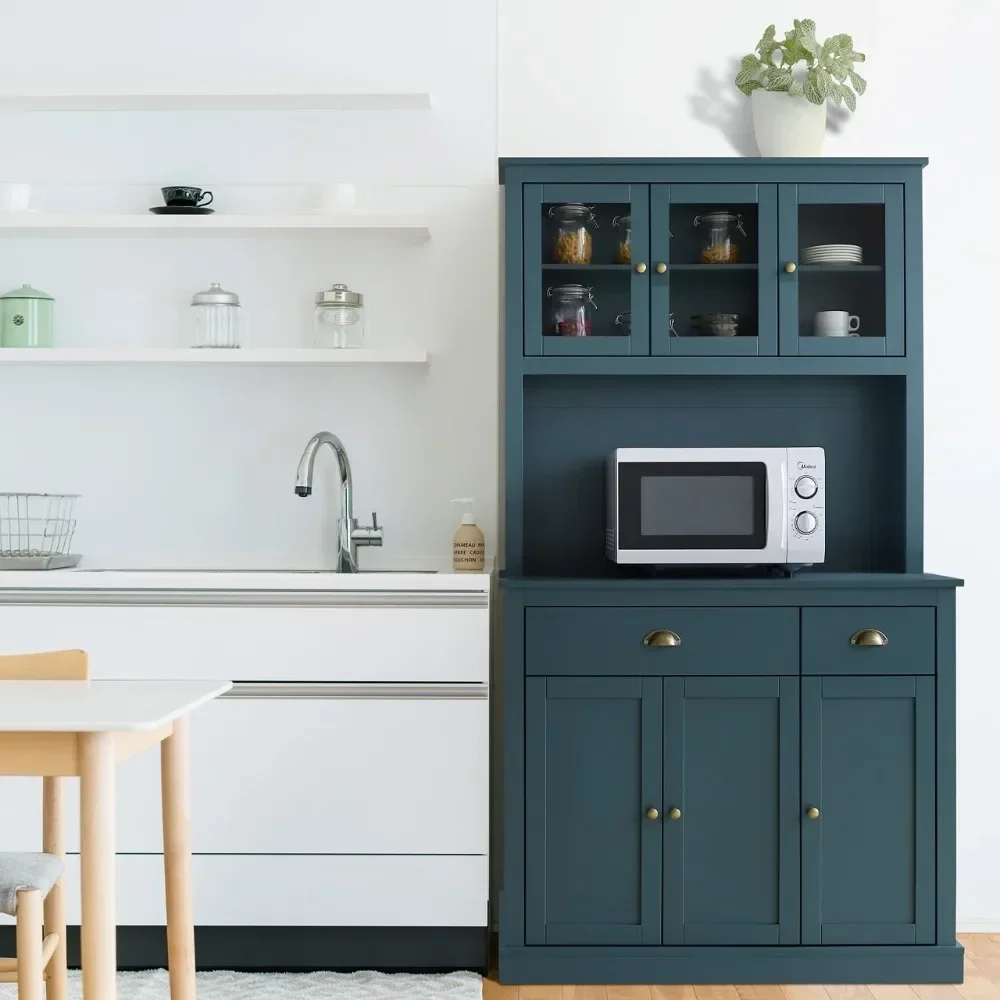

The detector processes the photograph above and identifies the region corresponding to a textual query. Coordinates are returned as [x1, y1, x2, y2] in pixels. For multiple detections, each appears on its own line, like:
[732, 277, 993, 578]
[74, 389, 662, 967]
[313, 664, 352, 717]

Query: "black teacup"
[161, 186, 213, 208]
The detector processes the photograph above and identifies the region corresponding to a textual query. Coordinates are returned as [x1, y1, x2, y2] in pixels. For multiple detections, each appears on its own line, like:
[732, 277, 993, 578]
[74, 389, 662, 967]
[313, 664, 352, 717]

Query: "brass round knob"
[646, 807, 659, 820]
[851, 629, 888, 647]
[668, 807, 682, 821]
[636, 262, 647, 273]
[655, 262, 667, 274]
[807, 806, 820, 820]
[785, 262, 797, 273]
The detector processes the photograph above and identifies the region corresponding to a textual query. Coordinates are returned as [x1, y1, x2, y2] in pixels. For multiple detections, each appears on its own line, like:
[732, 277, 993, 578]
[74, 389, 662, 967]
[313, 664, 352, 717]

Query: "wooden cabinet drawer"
[801, 607, 935, 675]
[525, 607, 798, 675]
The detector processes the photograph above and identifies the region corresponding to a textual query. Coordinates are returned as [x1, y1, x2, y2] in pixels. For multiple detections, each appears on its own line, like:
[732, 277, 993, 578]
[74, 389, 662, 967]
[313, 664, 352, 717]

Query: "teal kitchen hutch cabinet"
[498, 159, 961, 985]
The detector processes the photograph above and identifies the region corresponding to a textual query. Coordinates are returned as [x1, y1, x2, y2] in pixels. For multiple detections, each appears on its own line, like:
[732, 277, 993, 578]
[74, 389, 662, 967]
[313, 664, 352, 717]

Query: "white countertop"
[0, 567, 492, 593]
[0, 679, 231, 731]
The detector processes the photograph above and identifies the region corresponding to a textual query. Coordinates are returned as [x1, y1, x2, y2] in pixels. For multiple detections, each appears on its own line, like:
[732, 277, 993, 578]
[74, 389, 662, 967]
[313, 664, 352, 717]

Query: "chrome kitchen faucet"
[294, 431, 383, 572]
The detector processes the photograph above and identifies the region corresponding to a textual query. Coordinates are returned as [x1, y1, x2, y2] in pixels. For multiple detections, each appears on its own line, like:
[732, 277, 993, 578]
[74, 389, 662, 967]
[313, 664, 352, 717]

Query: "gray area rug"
[0, 968, 482, 999]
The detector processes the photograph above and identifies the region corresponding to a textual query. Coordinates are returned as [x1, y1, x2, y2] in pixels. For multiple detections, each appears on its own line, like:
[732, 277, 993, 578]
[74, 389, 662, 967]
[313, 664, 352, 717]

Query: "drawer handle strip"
[643, 629, 681, 647]
[223, 682, 488, 701]
[851, 629, 888, 647]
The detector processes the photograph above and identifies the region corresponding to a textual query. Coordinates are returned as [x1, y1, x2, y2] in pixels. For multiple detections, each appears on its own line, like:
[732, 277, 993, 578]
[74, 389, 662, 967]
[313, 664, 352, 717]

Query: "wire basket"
[0, 493, 80, 558]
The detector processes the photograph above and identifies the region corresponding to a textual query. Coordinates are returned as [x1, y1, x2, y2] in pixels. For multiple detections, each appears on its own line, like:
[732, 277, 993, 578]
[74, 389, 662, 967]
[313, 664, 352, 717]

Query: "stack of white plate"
[801, 244, 864, 264]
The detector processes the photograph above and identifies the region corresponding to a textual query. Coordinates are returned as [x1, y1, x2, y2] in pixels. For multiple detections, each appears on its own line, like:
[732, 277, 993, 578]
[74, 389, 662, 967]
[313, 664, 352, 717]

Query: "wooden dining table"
[0, 679, 231, 1000]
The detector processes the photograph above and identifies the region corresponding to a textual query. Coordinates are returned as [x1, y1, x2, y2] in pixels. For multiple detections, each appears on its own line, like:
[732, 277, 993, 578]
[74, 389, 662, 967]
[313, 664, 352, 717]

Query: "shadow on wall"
[689, 58, 854, 154]
[689, 60, 758, 157]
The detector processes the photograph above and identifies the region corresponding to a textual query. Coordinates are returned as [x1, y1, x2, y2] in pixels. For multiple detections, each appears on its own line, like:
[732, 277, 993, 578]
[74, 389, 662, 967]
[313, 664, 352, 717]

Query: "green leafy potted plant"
[735, 19, 866, 156]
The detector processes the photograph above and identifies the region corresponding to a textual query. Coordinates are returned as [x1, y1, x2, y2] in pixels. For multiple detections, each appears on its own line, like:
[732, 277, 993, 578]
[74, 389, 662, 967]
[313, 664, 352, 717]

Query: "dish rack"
[0, 493, 81, 569]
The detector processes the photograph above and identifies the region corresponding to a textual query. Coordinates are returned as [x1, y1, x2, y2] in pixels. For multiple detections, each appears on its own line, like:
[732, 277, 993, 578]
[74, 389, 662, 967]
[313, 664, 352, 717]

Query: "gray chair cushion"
[0, 853, 63, 916]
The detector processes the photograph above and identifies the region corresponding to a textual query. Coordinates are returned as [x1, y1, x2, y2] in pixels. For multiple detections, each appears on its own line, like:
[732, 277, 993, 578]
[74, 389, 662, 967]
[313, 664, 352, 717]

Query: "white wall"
[499, 0, 1000, 929]
[0, 0, 498, 571]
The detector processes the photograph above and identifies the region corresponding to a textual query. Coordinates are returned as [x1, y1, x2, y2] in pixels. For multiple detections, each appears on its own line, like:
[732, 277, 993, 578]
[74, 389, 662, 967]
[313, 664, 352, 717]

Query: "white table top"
[0, 680, 232, 732]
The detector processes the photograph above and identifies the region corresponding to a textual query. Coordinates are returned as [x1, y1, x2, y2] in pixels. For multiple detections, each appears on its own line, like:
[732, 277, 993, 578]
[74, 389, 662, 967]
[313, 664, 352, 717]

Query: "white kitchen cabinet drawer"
[0, 603, 488, 682]
[51, 854, 488, 927]
[48, 691, 488, 855]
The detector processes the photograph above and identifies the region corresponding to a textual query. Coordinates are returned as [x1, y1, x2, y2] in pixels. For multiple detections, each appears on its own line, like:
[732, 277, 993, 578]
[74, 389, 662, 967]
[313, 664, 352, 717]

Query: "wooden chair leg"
[43, 776, 67, 1000]
[16, 888, 44, 1000]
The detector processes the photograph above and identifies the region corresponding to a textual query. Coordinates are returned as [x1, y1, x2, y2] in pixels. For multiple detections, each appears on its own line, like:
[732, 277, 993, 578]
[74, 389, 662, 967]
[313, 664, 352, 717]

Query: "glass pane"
[798, 203, 885, 342]
[541, 200, 631, 343]
[668, 202, 759, 342]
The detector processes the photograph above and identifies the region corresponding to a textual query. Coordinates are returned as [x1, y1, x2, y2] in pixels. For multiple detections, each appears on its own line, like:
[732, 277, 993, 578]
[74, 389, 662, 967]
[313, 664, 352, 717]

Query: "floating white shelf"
[0, 348, 430, 366]
[0, 92, 432, 112]
[0, 213, 431, 240]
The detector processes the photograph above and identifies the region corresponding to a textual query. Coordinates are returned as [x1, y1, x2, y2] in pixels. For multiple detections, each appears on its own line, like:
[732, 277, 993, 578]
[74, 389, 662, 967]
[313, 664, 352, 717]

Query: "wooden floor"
[483, 934, 999, 1000]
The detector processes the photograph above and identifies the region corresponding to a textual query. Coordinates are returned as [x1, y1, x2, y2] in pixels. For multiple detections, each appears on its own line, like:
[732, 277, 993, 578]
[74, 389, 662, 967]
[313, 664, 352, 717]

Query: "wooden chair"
[0, 650, 88, 1000]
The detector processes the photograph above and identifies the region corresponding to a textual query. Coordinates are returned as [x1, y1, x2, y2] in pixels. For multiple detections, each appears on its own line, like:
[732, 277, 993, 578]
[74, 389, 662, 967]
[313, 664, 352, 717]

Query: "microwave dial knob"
[794, 475, 819, 499]
[795, 511, 818, 535]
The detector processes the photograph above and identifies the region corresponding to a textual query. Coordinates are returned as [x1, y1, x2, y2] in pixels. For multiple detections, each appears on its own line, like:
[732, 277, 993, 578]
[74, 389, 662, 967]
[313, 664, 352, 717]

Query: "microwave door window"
[618, 462, 768, 550]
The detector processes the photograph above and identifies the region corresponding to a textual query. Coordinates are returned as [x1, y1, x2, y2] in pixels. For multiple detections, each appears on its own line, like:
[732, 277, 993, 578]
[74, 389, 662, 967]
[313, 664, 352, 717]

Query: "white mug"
[0, 183, 35, 212]
[814, 310, 860, 337]
[319, 183, 358, 213]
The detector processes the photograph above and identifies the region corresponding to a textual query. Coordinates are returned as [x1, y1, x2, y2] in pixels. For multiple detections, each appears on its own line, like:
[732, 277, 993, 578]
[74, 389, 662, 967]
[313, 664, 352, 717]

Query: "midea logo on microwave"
[798, 462, 817, 469]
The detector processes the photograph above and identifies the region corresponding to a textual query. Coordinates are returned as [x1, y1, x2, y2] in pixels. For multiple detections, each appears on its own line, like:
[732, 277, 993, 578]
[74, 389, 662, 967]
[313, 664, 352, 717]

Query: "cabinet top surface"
[498, 156, 929, 181]
[0, 679, 231, 731]
[500, 572, 962, 591]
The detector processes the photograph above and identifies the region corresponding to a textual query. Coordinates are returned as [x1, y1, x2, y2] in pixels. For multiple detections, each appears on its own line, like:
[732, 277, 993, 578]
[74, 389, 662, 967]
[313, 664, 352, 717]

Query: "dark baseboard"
[0, 926, 488, 973]
[498, 943, 965, 985]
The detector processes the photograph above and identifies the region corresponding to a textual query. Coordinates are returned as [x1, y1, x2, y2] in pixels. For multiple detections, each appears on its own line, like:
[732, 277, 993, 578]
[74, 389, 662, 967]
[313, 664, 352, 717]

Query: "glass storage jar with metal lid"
[546, 284, 597, 337]
[613, 214, 632, 264]
[693, 211, 747, 263]
[549, 203, 597, 264]
[314, 282, 365, 348]
[190, 282, 240, 348]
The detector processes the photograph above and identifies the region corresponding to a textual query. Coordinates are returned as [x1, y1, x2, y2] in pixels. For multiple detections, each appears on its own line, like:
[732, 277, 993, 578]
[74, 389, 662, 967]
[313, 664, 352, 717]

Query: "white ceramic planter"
[751, 89, 827, 157]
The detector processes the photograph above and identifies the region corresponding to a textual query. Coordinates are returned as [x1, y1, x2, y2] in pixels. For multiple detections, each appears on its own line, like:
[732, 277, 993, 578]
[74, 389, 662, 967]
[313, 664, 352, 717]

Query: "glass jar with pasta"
[613, 213, 632, 264]
[693, 211, 746, 264]
[549, 203, 596, 264]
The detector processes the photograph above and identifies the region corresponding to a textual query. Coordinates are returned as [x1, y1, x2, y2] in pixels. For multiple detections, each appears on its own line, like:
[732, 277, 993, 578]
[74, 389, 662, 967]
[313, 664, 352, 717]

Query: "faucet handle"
[371, 511, 379, 530]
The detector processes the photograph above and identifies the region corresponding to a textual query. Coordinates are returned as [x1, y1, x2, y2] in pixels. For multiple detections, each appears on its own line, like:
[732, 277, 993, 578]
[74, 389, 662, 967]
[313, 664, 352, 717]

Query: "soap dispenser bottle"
[451, 498, 485, 572]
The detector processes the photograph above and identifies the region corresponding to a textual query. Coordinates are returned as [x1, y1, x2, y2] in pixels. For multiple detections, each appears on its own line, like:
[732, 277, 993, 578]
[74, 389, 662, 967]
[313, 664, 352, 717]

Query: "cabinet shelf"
[0, 213, 432, 240]
[798, 264, 884, 273]
[542, 264, 632, 272]
[669, 263, 759, 271]
[0, 91, 432, 112]
[520, 355, 910, 376]
[0, 348, 430, 367]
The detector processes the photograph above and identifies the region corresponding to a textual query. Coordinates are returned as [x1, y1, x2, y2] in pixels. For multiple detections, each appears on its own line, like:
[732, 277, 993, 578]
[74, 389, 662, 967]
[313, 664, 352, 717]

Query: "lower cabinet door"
[525, 676, 663, 945]
[801, 675, 935, 944]
[662, 676, 800, 945]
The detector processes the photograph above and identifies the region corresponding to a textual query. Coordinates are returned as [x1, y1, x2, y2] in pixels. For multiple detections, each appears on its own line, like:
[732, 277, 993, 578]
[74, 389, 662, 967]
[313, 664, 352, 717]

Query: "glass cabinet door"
[650, 184, 777, 356]
[523, 184, 650, 356]
[778, 184, 905, 356]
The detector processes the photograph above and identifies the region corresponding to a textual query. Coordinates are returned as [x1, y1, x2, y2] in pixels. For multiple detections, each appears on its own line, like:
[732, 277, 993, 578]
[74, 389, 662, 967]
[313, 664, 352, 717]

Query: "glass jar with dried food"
[614, 311, 631, 335]
[613, 214, 631, 264]
[693, 211, 746, 264]
[546, 284, 597, 337]
[549, 203, 597, 264]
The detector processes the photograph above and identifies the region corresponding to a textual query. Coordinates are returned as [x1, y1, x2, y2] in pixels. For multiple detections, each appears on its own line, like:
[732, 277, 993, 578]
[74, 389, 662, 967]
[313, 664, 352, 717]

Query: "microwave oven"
[606, 447, 825, 566]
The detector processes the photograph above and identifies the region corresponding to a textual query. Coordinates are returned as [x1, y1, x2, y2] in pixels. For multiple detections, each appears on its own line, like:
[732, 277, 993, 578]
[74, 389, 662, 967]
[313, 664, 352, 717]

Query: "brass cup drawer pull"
[851, 628, 888, 647]
[643, 629, 681, 647]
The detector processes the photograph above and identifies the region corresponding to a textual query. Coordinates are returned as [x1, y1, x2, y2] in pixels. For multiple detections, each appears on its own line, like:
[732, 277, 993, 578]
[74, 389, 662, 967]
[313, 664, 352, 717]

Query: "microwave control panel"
[786, 446, 825, 565]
